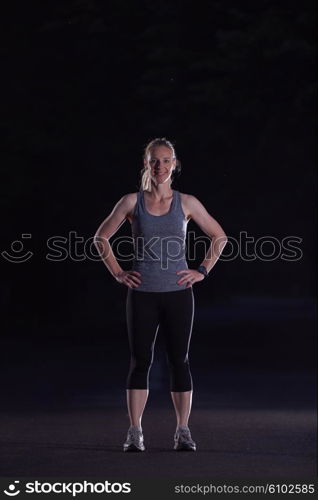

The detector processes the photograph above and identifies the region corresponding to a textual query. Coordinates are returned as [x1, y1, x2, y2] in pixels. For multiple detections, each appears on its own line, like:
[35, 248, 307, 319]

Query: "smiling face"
[145, 145, 176, 186]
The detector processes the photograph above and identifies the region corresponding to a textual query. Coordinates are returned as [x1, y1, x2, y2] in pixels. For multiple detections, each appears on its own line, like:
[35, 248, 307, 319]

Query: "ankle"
[176, 424, 189, 431]
[130, 424, 142, 431]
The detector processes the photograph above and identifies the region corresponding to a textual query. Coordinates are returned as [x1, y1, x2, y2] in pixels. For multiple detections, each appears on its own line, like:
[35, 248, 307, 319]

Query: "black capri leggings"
[126, 287, 195, 392]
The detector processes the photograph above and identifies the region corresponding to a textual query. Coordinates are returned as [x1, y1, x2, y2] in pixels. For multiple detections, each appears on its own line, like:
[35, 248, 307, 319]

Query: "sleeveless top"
[130, 189, 191, 292]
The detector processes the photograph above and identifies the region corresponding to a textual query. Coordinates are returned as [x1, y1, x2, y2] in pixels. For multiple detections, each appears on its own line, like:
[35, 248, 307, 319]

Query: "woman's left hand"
[176, 269, 205, 287]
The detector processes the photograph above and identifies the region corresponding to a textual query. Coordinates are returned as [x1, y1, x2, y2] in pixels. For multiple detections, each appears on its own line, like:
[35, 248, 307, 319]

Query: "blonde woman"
[94, 138, 227, 452]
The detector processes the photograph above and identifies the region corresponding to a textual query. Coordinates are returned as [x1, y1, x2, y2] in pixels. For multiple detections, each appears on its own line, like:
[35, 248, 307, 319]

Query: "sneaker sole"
[123, 444, 145, 452]
[174, 443, 196, 451]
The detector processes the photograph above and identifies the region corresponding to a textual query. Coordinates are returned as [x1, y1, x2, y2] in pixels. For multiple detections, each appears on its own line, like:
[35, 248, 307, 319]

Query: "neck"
[148, 183, 174, 199]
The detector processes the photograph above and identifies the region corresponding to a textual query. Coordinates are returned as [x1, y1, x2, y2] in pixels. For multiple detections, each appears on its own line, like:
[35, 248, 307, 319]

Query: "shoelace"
[128, 428, 143, 440]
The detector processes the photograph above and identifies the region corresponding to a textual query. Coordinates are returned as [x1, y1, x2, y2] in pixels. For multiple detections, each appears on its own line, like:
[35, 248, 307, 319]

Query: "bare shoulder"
[121, 192, 138, 207]
[122, 192, 138, 223]
[179, 192, 227, 239]
[108, 192, 138, 220]
[179, 192, 201, 221]
[179, 192, 200, 201]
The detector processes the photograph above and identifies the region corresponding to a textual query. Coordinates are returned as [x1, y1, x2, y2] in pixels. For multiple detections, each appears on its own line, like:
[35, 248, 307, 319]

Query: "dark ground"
[0, 374, 316, 478]
[1, 297, 316, 479]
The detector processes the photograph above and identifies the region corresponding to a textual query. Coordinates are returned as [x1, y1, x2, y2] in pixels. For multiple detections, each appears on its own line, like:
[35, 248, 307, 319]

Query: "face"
[145, 145, 176, 185]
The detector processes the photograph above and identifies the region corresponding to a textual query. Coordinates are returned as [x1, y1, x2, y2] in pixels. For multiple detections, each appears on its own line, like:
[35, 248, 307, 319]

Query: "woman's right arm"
[93, 193, 141, 288]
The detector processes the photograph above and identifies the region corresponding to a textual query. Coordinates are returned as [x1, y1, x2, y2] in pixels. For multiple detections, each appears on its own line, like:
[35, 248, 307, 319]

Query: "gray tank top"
[131, 189, 191, 292]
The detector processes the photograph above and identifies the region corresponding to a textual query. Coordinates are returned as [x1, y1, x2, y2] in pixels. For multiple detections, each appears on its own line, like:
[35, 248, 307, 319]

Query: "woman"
[94, 137, 227, 452]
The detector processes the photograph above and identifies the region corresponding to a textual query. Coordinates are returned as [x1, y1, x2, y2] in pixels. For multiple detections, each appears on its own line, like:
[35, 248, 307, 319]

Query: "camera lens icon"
[3, 481, 20, 496]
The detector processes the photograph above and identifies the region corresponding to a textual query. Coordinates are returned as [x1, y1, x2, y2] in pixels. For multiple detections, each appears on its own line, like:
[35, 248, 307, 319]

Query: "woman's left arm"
[176, 195, 228, 286]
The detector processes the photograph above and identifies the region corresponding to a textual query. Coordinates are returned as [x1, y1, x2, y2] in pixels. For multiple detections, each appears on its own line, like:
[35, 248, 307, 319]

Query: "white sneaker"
[174, 426, 196, 451]
[123, 426, 145, 452]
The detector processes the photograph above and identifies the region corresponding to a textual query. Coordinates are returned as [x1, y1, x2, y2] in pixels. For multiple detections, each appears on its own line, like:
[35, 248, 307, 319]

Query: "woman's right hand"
[115, 270, 142, 289]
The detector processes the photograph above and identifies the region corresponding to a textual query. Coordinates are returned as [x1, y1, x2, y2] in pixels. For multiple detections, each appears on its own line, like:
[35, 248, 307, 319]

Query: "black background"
[1, 0, 316, 412]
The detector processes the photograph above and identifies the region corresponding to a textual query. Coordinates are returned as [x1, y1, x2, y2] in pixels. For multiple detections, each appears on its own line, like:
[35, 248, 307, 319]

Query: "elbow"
[93, 233, 99, 247]
[213, 232, 227, 242]
[214, 233, 228, 250]
[93, 233, 108, 248]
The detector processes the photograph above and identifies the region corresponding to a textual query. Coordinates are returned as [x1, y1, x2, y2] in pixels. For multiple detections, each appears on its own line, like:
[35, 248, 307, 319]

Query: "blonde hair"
[139, 137, 181, 192]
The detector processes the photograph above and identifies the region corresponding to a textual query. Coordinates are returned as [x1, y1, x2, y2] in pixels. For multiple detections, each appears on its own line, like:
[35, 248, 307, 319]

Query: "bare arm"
[186, 195, 228, 274]
[93, 194, 141, 287]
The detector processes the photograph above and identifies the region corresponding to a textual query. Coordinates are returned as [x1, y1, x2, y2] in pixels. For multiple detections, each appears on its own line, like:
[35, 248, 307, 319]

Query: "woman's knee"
[130, 355, 153, 374]
[127, 356, 152, 389]
[167, 355, 190, 370]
